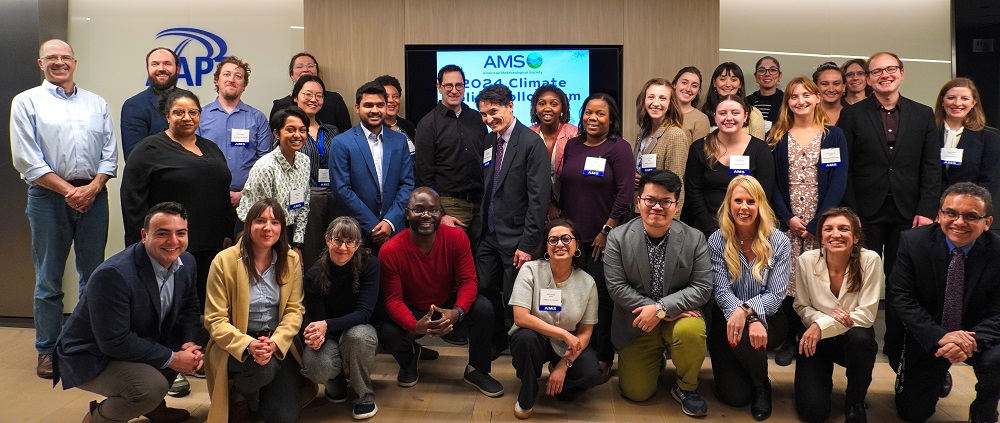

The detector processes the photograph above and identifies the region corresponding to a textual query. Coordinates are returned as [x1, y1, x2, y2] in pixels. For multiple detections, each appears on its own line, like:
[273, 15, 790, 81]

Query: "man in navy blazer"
[473, 84, 551, 354]
[889, 183, 1000, 423]
[120, 47, 177, 161]
[330, 81, 414, 247]
[54, 202, 202, 423]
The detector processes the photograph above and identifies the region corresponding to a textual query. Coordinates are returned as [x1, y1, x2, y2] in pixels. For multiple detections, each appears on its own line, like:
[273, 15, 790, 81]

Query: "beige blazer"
[793, 248, 882, 339]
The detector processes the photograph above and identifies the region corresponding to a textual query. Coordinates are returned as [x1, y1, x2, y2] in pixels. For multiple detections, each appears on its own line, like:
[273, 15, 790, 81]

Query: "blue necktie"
[942, 248, 965, 331]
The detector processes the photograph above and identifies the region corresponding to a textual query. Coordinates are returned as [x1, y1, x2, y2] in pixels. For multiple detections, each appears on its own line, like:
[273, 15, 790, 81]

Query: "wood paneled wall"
[305, 0, 719, 143]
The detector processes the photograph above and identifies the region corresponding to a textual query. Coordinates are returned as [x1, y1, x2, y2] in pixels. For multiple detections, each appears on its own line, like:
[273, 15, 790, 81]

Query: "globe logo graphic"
[527, 52, 543, 69]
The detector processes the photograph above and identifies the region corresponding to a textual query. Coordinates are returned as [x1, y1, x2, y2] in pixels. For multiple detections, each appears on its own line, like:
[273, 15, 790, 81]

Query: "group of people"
[10, 38, 1000, 423]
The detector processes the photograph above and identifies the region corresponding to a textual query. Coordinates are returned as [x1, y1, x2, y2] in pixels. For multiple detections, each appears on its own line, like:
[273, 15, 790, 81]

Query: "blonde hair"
[767, 77, 829, 146]
[717, 176, 778, 283]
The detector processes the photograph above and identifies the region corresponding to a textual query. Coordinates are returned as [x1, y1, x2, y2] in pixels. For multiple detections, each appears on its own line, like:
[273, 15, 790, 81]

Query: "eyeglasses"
[169, 109, 201, 118]
[293, 63, 318, 70]
[546, 235, 576, 246]
[328, 237, 361, 248]
[755, 67, 779, 76]
[440, 83, 464, 91]
[868, 66, 901, 77]
[939, 209, 988, 222]
[844, 70, 867, 78]
[405, 207, 443, 216]
[41, 55, 75, 63]
[300, 92, 324, 101]
[640, 197, 678, 209]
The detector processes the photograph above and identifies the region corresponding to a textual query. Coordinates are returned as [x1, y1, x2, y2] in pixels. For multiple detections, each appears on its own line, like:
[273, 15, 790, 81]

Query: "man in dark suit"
[838, 51, 941, 369]
[473, 84, 551, 355]
[54, 202, 203, 423]
[270, 52, 352, 133]
[889, 182, 1000, 423]
[604, 170, 713, 416]
[330, 81, 414, 248]
[120, 47, 176, 162]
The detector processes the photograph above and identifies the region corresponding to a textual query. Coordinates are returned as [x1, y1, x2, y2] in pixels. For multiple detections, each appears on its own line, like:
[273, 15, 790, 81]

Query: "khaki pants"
[440, 196, 481, 250]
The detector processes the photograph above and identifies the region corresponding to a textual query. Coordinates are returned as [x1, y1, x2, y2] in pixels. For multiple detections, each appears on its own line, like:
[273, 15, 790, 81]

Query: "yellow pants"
[617, 316, 707, 401]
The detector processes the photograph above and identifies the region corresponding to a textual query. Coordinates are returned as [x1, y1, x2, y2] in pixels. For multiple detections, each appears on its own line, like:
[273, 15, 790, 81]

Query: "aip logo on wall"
[154, 27, 228, 87]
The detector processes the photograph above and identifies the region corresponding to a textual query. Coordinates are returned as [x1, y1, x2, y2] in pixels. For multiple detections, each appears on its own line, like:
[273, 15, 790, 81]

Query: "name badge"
[583, 157, 607, 176]
[407, 139, 416, 156]
[230, 128, 250, 147]
[764, 120, 774, 133]
[941, 148, 964, 166]
[539, 288, 562, 312]
[820, 148, 842, 168]
[289, 188, 305, 210]
[641, 154, 657, 173]
[483, 147, 493, 167]
[729, 155, 750, 174]
[317, 169, 331, 187]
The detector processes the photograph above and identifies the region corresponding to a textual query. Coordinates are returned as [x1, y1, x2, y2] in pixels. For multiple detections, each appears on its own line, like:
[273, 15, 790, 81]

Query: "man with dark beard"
[121, 47, 178, 161]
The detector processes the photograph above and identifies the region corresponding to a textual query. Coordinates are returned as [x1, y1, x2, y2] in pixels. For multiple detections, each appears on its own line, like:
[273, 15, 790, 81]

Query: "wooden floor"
[1, 326, 989, 422]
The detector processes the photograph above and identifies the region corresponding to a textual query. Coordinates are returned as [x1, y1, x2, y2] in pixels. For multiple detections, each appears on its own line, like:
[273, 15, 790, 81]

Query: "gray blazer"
[604, 217, 714, 349]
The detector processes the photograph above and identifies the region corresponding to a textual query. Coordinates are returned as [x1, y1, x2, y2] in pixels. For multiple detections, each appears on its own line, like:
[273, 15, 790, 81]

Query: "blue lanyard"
[312, 131, 326, 161]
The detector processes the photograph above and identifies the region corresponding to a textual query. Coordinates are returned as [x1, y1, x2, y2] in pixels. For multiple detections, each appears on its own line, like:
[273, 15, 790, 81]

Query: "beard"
[148, 73, 178, 91]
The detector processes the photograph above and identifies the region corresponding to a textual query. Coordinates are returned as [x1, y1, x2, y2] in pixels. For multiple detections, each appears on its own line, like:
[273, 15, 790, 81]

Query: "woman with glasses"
[204, 198, 309, 423]
[634, 78, 690, 216]
[707, 176, 791, 421]
[841, 59, 871, 106]
[812, 63, 847, 125]
[672, 67, 712, 143]
[793, 207, 881, 423]
[300, 217, 380, 420]
[747, 56, 784, 129]
[934, 78, 1000, 231]
[122, 88, 235, 307]
[507, 218, 601, 419]
[292, 75, 341, 267]
[558, 93, 636, 381]
[238, 107, 311, 260]
[768, 77, 849, 366]
[701, 62, 767, 140]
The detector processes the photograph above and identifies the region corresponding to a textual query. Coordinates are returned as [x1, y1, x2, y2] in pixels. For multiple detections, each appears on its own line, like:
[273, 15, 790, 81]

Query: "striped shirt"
[708, 228, 791, 327]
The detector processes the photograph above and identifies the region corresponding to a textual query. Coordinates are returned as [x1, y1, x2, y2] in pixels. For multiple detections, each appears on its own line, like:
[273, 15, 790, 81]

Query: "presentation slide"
[437, 49, 590, 126]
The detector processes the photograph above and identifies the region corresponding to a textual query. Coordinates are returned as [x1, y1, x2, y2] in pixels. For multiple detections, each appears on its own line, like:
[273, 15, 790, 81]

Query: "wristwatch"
[655, 301, 667, 320]
[601, 224, 613, 235]
[455, 307, 465, 323]
[740, 303, 754, 316]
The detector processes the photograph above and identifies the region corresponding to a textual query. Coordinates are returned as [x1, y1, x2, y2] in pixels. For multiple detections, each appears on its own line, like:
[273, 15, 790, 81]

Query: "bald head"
[39, 39, 74, 58]
[408, 187, 441, 208]
[37, 39, 77, 90]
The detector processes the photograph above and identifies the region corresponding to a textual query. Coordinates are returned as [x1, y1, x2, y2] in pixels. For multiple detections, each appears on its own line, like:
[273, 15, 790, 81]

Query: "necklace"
[738, 236, 753, 247]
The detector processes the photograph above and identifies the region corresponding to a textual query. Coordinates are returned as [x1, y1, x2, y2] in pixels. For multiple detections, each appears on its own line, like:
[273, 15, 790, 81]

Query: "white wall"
[719, 0, 952, 106]
[64, 0, 303, 308]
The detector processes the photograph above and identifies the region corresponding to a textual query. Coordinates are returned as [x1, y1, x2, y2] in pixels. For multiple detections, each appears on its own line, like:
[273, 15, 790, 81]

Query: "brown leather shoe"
[143, 400, 190, 423]
[37, 353, 54, 379]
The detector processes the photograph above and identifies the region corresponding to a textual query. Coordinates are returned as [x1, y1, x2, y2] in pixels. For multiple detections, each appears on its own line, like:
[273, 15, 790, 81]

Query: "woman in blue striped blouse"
[706, 175, 791, 421]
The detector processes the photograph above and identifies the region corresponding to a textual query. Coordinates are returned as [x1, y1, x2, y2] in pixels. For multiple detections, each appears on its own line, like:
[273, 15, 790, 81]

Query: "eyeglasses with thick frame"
[939, 208, 988, 222]
[439, 83, 464, 91]
[546, 235, 576, 246]
[868, 66, 901, 77]
[844, 70, 867, 78]
[405, 207, 444, 217]
[639, 197, 678, 209]
[755, 67, 780, 76]
[327, 237, 361, 248]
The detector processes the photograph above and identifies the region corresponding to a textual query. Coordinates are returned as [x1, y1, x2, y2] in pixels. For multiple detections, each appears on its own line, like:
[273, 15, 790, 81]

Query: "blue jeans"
[26, 185, 108, 353]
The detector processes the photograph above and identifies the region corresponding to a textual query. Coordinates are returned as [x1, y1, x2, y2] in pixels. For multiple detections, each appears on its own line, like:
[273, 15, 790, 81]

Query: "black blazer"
[838, 95, 941, 218]
[54, 244, 200, 389]
[270, 90, 353, 134]
[772, 126, 849, 234]
[941, 127, 1000, 196]
[480, 120, 551, 254]
[889, 224, 1000, 353]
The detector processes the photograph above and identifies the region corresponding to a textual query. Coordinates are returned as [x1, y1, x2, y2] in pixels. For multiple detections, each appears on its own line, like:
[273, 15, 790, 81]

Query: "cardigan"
[635, 122, 691, 216]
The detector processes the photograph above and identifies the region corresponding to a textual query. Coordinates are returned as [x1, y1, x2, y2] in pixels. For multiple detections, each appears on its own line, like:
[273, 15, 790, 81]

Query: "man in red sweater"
[378, 187, 503, 397]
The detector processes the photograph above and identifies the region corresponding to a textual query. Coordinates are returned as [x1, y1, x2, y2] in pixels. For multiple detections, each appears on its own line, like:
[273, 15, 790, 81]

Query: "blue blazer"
[772, 125, 849, 235]
[121, 86, 168, 162]
[330, 124, 414, 235]
[54, 243, 200, 389]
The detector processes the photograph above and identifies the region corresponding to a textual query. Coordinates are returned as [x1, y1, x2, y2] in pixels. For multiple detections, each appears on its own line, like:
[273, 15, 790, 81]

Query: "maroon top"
[559, 135, 636, 242]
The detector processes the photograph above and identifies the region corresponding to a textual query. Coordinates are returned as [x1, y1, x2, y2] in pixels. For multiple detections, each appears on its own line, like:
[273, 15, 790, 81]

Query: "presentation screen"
[405, 45, 622, 127]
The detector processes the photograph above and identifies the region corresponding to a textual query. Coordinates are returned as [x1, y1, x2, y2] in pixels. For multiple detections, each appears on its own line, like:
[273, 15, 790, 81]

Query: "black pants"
[895, 331, 1000, 422]
[707, 304, 779, 406]
[794, 327, 877, 423]
[776, 296, 805, 349]
[228, 355, 302, 423]
[476, 231, 517, 350]
[578, 241, 615, 365]
[861, 197, 909, 365]
[379, 294, 495, 373]
[509, 328, 602, 409]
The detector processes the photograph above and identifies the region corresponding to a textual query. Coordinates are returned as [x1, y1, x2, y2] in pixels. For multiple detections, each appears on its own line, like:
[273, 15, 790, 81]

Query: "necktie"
[942, 248, 965, 331]
[488, 136, 507, 232]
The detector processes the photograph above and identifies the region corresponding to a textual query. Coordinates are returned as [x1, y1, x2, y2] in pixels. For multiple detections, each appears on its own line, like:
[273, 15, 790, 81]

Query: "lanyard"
[312, 131, 326, 163]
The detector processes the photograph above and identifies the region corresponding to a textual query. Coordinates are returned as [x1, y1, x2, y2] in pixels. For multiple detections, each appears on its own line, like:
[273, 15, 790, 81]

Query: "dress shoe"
[144, 400, 190, 423]
[774, 341, 795, 366]
[81, 401, 97, 423]
[750, 381, 772, 421]
[419, 345, 439, 360]
[597, 361, 612, 385]
[845, 402, 867, 423]
[37, 353, 54, 379]
[229, 389, 253, 423]
[939, 371, 953, 398]
[442, 331, 469, 345]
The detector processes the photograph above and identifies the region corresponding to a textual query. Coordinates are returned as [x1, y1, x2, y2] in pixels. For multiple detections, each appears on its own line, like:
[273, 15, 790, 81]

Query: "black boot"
[845, 402, 867, 423]
[751, 380, 772, 421]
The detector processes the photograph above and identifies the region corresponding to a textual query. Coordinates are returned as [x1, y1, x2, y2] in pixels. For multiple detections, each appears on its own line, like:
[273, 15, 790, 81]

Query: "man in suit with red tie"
[474, 84, 551, 357]
[889, 182, 1000, 423]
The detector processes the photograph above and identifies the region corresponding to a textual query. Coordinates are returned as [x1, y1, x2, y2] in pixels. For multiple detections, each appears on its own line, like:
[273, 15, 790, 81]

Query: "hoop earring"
[543, 252, 551, 260]
[574, 249, 583, 258]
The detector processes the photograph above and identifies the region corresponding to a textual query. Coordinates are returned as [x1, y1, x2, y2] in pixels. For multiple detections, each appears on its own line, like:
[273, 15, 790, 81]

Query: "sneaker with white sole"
[514, 401, 532, 419]
[671, 385, 708, 417]
[352, 402, 378, 420]
[167, 373, 191, 397]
